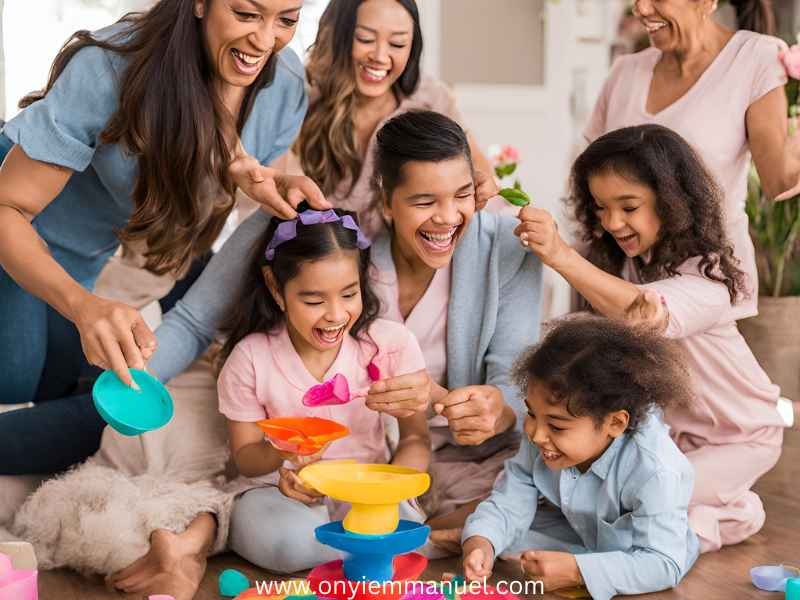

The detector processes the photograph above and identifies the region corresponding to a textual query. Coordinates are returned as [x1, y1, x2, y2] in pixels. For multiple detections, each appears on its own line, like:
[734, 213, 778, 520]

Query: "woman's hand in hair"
[473, 168, 500, 211]
[513, 206, 571, 269]
[228, 152, 331, 219]
[365, 369, 432, 418]
[434, 385, 511, 446]
[73, 294, 157, 388]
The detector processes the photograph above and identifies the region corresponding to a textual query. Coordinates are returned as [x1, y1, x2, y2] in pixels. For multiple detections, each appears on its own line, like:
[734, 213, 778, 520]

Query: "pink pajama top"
[585, 30, 788, 315]
[370, 234, 451, 428]
[624, 257, 783, 448]
[217, 318, 426, 484]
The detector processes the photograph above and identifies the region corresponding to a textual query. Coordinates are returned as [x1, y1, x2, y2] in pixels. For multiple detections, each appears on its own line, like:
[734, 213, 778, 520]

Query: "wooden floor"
[38, 430, 800, 600]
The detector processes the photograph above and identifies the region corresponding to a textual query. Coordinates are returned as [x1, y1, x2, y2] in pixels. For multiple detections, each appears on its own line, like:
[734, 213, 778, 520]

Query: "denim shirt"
[1, 24, 307, 287]
[462, 415, 700, 600]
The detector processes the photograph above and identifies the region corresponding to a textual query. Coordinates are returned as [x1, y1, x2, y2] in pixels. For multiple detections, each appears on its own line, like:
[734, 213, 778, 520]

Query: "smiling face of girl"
[589, 170, 663, 258]
[267, 250, 364, 368]
[523, 379, 628, 473]
[384, 157, 476, 271]
[351, 0, 414, 101]
[199, 0, 301, 94]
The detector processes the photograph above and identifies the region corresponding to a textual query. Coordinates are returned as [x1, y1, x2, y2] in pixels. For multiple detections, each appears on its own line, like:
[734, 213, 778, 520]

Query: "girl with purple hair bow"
[213, 203, 431, 573]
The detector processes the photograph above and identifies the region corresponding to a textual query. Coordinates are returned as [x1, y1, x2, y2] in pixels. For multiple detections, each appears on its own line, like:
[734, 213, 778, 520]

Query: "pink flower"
[500, 145, 520, 163]
[779, 44, 800, 80]
[489, 144, 520, 167]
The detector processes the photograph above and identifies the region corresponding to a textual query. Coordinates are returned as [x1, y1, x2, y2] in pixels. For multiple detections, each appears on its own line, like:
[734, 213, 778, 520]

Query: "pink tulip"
[779, 44, 800, 80]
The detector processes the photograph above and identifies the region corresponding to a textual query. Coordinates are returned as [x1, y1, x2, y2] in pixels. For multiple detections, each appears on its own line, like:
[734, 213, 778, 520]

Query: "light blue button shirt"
[462, 414, 700, 600]
[2, 24, 307, 287]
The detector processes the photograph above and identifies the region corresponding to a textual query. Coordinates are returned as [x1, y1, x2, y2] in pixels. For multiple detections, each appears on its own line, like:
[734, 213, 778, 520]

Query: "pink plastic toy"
[148, 596, 176, 600]
[303, 373, 351, 407]
[0, 552, 37, 600]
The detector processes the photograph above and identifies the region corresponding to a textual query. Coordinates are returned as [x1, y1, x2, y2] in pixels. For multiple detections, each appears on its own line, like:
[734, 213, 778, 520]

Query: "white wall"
[422, 0, 620, 318]
[3, 0, 152, 120]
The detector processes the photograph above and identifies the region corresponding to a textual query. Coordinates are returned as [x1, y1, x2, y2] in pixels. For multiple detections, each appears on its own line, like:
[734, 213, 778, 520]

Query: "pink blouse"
[585, 30, 788, 316]
[623, 257, 783, 448]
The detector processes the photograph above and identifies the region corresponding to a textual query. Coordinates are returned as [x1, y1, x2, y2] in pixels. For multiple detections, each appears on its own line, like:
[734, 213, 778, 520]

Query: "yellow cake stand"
[299, 462, 430, 535]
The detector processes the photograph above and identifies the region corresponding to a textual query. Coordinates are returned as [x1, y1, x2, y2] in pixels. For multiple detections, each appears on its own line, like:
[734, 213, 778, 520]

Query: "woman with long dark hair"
[0, 0, 327, 471]
[293, 0, 499, 238]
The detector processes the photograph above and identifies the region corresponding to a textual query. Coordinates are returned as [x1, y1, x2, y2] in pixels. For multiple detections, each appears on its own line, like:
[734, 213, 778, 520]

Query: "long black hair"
[295, 0, 424, 196]
[20, 0, 280, 275]
[217, 204, 380, 368]
[569, 124, 747, 303]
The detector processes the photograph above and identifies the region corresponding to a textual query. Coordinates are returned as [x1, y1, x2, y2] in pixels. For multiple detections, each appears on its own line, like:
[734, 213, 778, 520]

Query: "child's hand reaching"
[520, 551, 583, 592]
[278, 467, 325, 505]
[462, 536, 495, 583]
[513, 205, 572, 269]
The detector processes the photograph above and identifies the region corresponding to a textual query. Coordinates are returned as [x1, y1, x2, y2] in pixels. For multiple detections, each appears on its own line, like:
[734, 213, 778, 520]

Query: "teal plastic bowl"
[92, 369, 174, 436]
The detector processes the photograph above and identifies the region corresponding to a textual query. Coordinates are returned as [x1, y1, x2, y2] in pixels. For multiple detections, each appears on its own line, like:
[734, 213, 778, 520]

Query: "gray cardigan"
[150, 210, 542, 426]
[370, 212, 543, 424]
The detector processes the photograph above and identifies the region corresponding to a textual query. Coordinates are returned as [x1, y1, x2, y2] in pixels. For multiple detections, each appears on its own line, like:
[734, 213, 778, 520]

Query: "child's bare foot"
[106, 513, 216, 600]
[428, 528, 463, 555]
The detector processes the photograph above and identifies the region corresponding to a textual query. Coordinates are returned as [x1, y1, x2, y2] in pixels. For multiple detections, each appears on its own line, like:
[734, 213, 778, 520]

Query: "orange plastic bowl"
[257, 417, 349, 456]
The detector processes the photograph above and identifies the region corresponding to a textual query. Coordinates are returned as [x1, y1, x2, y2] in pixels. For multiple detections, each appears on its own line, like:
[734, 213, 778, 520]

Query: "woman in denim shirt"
[0, 0, 327, 473]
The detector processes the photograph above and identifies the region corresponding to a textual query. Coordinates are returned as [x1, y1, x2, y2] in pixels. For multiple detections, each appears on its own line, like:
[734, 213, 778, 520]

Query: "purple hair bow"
[265, 209, 371, 260]
[302, 362, 382, 407]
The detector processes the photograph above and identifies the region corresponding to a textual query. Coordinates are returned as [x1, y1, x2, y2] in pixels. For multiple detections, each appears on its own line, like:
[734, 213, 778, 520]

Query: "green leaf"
[514, 179, 522, 191]
[494, 163, 517, 178]
[499, 187, 530, 207]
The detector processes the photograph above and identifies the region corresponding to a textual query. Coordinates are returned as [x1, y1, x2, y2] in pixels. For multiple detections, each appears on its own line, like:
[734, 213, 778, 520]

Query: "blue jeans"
[0, 132, 105, 474]
[0, 264, 106, 474]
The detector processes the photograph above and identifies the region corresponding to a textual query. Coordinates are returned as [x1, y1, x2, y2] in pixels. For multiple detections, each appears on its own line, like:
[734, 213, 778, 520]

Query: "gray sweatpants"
[229, 486, 425, 573]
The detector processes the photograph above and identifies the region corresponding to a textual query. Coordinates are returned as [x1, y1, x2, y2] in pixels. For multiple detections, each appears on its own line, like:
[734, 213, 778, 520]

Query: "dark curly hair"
[512, 315, 691, 432]
[570, 124, 747, 304]
[217, 203, 380, 370]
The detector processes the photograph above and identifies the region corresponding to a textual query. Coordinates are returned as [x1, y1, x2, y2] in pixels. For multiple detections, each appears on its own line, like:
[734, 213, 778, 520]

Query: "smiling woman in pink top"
[585, 0, 800, 316]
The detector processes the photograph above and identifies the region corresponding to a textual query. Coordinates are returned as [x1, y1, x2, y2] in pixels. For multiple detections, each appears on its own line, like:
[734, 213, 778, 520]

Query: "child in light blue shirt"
[462, 315, 699, 600]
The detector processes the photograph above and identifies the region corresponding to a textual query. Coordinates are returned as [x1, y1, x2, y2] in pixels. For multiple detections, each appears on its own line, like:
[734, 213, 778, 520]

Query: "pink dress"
[217, 318, 426, 489]
[585, 30, 788, 314]
[624, 256, 783, 552]
[309, 76, 464, 240]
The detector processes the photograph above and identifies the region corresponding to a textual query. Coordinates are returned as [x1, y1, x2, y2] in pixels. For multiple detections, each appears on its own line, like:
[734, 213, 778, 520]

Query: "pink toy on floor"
[0, 552, 37, 600]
